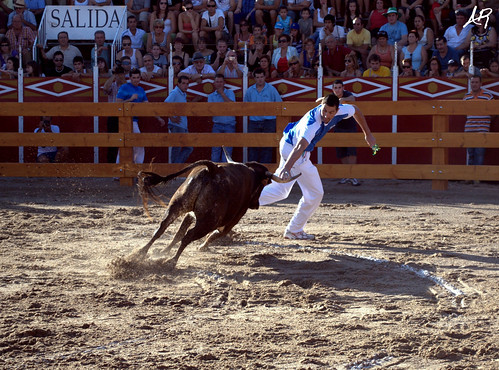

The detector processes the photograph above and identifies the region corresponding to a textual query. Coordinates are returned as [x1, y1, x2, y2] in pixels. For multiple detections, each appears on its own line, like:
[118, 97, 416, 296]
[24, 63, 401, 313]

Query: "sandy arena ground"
[0, 176, 498, 369]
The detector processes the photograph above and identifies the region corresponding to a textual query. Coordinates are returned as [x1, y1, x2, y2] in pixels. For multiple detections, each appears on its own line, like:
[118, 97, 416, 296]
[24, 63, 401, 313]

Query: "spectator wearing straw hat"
[7, 0, 36, 31]
[379, 7, 408, 47]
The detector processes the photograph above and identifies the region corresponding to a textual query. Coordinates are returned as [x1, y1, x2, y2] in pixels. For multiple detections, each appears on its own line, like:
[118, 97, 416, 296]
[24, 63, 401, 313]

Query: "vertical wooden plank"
[432, 115, 449, 190]
[119, 109, 134, 186]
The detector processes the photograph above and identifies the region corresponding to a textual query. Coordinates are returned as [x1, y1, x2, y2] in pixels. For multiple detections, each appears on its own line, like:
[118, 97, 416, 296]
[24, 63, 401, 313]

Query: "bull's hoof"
[127, 249, 148, 262]
[198, 244, 211, 252]
[161, 257, 177, 271]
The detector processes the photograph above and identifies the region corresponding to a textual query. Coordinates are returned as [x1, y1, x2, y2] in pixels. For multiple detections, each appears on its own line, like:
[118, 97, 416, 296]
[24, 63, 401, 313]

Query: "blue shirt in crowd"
[164, 85, 188, 129]
[432, 46, 460, 72]
[117, 82, 148, 121]
[243, 82, 282, 121]
[380, 21, 408, 46]
[207, 88, 237, 125]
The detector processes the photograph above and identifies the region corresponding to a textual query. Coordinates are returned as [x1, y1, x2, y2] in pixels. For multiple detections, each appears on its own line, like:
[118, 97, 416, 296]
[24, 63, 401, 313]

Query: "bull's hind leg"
[163, 221, 216, 269]
[159, 213, 195, 255]
[128, 205, 183, 261]
[199, 230, 222, 251]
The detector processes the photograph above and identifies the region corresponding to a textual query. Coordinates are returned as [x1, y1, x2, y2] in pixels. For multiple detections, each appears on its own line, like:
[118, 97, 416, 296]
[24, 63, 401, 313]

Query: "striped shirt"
[463, 89, 494, 132]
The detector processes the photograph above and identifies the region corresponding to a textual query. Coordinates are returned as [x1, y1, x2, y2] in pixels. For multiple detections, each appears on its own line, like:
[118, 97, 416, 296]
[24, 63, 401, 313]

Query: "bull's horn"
[266, 171, 301, 183]
[222, 146, 237, 163]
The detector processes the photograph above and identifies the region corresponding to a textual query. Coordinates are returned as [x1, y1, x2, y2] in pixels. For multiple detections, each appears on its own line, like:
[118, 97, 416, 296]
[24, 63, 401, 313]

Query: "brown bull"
[131, 158, 299, 269]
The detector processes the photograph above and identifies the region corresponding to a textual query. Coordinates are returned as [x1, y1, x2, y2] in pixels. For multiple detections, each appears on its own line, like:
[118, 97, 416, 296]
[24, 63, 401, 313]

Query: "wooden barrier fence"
[1, 100, 499, 190]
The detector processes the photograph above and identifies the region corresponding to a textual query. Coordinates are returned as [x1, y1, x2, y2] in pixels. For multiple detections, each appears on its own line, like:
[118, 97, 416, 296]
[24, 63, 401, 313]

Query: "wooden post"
[432, 115, 449, 190]
[119, 110, 134, 186]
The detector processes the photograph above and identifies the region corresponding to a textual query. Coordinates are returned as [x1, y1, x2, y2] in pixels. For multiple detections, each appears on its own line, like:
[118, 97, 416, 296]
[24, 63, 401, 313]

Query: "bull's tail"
[137, 161, 220, 214]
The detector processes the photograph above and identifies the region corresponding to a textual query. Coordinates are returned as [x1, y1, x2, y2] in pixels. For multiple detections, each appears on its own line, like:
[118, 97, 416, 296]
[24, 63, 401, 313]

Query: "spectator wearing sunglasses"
[283, 56, 304, 77]
[271, 33, 298, 76]
[346, 17, 370, 69]
[39, 31, 82, 70]
[340, 53, 362, 77]
[45, 51, 73, 77]
[399, 58, 420, 76]
[177, 1, 201, 48]
[117, 35, 144, 69]
[200, 0, 229, 44]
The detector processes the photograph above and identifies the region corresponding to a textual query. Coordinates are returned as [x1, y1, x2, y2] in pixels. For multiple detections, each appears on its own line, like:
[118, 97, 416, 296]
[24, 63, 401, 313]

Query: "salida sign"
[44, 6, 127, 40]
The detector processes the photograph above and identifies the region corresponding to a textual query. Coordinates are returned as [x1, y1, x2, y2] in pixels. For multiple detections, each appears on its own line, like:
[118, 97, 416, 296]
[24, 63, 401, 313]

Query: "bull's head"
[222, 146, 301, 185]
[223, 147, 301, 209]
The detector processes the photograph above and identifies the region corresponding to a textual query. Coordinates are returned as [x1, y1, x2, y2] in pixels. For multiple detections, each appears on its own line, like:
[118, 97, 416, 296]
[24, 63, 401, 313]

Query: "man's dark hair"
[324, 14, 335, 24]
[253, 67, 265, 76]
[434, 36, 447, 45]
[333, 79, 343, 86]
[73, 56, 84, 64]
[130, 68, 141, 76]
[215, 73, 225, 79]
[53, 51, 64, 59]
[177, 75, 189, 83]
[127, 15, 137, 22]
[57, 31, 68, 39]
[172, 55, 183, 63]
[323, 94, 340, 108]
[94, 30, 105, 37]
[368, 53, 381, 62]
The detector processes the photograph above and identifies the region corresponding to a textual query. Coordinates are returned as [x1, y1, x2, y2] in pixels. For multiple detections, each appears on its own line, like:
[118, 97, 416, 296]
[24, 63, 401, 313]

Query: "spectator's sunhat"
[383, 7, 400, 17]
[377, 30, 388, 39]
[192, 52, 204, 61]
[291, 23, 299, 30]
[448, 59, 459, 67]
[274, 22, 284, 30]
[13, 0, 26, 7]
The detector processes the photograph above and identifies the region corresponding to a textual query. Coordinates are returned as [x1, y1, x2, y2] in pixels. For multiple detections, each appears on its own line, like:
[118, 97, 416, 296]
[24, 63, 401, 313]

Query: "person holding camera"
[34, 116, 67, 163]
[217, 50, 243, 78]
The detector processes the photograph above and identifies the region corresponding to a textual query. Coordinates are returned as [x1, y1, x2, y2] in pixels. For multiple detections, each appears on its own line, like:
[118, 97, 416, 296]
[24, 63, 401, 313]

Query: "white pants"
[259, 138, 324, 233]
[116, 120, 144, 164]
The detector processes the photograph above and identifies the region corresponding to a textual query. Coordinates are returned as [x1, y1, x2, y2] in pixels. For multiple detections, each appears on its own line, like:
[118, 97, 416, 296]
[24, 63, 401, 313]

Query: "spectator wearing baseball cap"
[7, 0, 37, 31]
[367, 30, 395, 68]
[446, 58, 460, 77]
[270, 22, 285, 51]
[178, 51, 216, 82]
[290, 23, 303, 54]
[379, 7, 408, 47]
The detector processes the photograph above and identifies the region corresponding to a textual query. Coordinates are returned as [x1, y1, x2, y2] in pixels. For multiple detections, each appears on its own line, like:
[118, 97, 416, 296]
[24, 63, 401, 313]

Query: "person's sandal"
[284, 230, 315, 240]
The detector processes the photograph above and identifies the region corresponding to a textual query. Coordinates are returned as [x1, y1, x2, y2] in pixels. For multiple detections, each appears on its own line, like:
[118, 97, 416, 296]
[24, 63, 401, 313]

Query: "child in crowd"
[151, 43, 168, 75]
[298, 7, 313, 42]
[344, 0, 361, 31]
[249, 24, 268, 50]
[276, 6, 292, 34]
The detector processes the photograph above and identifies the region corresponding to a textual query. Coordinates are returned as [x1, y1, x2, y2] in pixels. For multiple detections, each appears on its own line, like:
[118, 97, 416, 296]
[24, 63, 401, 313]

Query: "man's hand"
[157, 117, 165, 127]
[170, 116, 181, 123]
[365, 133, 376, 148]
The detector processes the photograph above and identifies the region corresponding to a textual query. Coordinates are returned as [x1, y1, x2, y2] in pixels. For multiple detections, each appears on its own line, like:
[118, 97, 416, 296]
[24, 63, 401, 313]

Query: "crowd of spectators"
[0, 0, 498, 79]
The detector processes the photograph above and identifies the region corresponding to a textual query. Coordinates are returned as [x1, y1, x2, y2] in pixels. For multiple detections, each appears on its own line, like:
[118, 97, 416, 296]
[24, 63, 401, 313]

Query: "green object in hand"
[372, 144, 380, 155]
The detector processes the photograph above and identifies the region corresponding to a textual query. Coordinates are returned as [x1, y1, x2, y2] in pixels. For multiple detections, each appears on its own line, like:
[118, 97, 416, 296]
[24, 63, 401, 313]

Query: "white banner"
[44, 6, 127, 40]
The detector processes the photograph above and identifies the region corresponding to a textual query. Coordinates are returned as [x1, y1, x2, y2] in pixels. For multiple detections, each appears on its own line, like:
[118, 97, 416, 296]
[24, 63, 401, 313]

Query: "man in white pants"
[259, 94, 376, 240]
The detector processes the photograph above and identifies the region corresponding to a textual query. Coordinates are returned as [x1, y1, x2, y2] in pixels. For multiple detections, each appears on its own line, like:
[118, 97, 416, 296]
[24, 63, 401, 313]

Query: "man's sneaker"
[284, 230, 315, 240]
[339, 178, 349, 184]
[349, 178, 361, 186]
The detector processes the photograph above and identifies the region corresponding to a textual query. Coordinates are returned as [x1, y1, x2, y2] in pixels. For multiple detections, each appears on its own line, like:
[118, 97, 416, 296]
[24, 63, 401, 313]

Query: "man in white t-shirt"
[319, 14, 346, 46]
[121, 15, 146, 50]
[200, 0, 229, 44]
